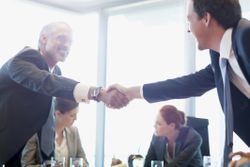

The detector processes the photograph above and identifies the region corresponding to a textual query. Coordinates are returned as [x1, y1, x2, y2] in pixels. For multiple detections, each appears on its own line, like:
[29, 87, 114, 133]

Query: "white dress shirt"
[73, 83, 90, 103]
[55, 130, 69, 167]
[220, 28, 250, 99]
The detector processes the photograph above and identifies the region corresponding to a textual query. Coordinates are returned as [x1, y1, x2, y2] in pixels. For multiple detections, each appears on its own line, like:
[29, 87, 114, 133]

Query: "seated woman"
[144, 105, 203, 167]
[21, 97, 88, 167]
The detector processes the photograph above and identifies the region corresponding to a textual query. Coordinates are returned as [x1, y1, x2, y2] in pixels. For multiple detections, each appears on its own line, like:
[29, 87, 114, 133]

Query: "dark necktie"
[41, 98, 55, 157]
[220, 58, 234, 165]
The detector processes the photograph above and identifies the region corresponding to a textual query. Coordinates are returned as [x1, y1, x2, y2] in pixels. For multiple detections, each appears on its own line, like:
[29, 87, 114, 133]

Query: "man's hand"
[107, 84, 142, 101]
[98, 88, 129, 109]
[229, 151, 250, 167]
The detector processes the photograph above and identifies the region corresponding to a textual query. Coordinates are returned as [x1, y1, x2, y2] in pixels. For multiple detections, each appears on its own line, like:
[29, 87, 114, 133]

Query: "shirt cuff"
[140, 85, 144, 99]
[73, 83, 90, 103]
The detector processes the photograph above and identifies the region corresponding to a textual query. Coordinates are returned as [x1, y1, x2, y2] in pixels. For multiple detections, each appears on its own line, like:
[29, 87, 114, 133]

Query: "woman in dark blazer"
[144, 105, 203, 167]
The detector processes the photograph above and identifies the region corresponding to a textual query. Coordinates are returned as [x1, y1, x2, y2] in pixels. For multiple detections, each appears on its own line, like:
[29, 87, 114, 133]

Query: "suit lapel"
[157, 137, 167, 161]
[231, 18, 250, 83]
[65, 128, 74, 157]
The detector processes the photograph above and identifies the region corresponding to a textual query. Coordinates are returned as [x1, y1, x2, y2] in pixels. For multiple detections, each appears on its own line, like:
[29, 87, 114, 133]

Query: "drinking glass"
[132, 157, 144, 167]
[51, 157, 65, 167]
[43, 160, 52, 167]
[203, 156, 211, 167]
[151, 160, 164, 167]
[70, 157, 84, 167]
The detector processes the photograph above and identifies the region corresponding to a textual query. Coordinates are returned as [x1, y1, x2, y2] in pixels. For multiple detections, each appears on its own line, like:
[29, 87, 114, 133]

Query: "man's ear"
[54, 110, 61, 117]
[203, 12, 212, 27]
[40, 35, 47, 44]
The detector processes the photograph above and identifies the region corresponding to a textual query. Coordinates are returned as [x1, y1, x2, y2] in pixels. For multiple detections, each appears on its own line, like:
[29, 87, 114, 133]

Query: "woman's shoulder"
[65, 126, 79, 135]
[180, 126, 201, 139]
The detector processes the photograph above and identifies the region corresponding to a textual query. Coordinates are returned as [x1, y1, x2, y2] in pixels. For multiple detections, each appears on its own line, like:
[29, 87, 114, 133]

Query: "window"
[105, 1, 185, 166]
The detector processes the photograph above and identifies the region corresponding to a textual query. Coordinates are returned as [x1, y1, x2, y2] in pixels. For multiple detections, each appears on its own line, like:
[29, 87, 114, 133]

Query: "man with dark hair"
[109, 0, 250, 166]
[192, 0, 241, 29]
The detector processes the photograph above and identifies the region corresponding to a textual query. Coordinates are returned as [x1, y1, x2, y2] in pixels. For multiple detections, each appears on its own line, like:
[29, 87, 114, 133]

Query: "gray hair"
[38, 22, 72, 49]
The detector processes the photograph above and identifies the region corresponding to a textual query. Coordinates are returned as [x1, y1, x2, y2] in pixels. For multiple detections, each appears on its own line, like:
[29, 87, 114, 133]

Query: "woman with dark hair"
[21, 97, 88, 167]
[144, 105, 202, 167]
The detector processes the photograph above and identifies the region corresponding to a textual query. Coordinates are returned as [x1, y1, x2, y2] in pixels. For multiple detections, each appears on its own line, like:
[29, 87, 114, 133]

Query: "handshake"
[90, 84, 141, 109]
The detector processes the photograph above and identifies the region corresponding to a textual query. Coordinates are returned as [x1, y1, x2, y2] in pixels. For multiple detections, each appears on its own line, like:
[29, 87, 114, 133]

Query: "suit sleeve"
[166, 128, 202, 167]
[143, 65, 215, 103]
[7, 49, 78, 101]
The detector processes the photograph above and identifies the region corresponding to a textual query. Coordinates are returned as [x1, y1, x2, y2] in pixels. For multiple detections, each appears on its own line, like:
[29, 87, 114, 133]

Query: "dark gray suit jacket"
[143, 18, 250, 146]
[144, 127, 203, 167]
[0, 47, 79, 164]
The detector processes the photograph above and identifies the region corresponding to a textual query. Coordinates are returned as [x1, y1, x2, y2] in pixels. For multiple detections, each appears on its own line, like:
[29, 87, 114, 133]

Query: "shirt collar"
[49, 67, 55, 73]
[220, 28, 233, 60]
[55, 129, 66, 139]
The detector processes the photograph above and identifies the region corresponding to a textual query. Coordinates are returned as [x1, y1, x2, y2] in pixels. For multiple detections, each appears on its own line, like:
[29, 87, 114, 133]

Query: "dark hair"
[55, 97, 79, 114]
[159, 105, 186, 129]
[192, 0, 242, 29]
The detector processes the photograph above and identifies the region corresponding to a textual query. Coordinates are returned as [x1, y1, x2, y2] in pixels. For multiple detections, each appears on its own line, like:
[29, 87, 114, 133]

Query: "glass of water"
[43, 160, 52, 167]
[51, 157, 65, 167]
[151, 160, 164, 167]
[203, 156, 211, 167]
[70, 157, 84, 167]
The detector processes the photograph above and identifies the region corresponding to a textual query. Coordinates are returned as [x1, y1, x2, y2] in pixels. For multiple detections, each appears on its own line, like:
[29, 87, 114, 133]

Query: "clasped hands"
[98, 84, 133, 109]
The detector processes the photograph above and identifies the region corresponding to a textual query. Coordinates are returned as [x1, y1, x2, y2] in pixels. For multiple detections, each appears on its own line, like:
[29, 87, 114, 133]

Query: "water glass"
[51, 157, 65, 167]
[151, 160, 164, 167]
[43, 160, 52, 167]
[70, 157, 84, 167]
[203, 156, 211, 167]
[132, 158, 144, 167]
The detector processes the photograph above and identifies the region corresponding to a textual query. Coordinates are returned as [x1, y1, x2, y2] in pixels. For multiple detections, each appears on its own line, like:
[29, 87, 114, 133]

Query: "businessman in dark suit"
[108, 0, 250, 166]
[0, 22, 128, 167]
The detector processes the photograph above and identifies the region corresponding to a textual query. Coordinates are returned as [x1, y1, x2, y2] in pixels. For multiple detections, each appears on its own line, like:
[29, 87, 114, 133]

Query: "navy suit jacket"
[0, 47, 79, 164]
[144, 127, 203, 167]
[143, 18, 250, 146]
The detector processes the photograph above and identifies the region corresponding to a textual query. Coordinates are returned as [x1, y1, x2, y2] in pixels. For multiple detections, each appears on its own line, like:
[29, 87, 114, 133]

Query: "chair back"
[187, 116, 210, 156]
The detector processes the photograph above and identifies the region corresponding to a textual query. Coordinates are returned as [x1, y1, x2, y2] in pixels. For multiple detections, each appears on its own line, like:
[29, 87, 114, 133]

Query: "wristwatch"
[89, 87, 102, 102]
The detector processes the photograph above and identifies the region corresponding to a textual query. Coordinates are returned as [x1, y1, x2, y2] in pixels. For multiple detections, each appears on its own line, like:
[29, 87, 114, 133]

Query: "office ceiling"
[28, 0, 153, 13]
[27, 0, 250, 14]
